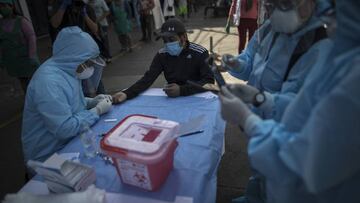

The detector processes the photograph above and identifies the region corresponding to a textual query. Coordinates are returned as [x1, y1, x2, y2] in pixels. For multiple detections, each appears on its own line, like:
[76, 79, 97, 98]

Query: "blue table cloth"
[40, 95, 225, 203]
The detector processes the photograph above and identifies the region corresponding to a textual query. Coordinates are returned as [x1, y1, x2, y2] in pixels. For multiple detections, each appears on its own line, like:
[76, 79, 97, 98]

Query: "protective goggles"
[78, 56, 106, 71]
[264, 0, 305, 13]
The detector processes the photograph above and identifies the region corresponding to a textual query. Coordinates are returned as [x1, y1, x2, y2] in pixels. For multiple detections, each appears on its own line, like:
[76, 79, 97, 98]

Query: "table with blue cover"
[27, 90, 226, 203]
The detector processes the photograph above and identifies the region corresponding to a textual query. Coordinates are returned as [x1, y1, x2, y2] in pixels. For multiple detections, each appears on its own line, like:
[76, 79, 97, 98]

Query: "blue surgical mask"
[165, 41, 183, 56]
[270, 9, 303, 33]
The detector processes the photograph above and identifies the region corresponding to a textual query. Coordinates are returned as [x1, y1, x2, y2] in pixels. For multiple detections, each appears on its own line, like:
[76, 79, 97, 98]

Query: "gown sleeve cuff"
[244, 114, 262, 136]
[258, 91, 274, 114]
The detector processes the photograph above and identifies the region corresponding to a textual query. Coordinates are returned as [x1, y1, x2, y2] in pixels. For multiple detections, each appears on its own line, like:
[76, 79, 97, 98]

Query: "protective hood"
[276, 0, 331, 38]
[51, 26, 99, 76]
[315, 0, 333, 16]
[333, 0, 360, 55]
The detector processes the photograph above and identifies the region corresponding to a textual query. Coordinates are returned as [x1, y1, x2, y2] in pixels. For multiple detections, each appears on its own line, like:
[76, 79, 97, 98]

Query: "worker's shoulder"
[188, 42, 208, 55]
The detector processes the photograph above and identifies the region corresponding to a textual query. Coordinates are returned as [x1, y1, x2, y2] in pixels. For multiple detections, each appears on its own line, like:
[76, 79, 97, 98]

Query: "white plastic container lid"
[104, 115, 179, 155]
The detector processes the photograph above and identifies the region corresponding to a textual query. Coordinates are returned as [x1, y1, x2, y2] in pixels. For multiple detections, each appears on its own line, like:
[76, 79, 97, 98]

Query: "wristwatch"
[253, 92, 266, 107]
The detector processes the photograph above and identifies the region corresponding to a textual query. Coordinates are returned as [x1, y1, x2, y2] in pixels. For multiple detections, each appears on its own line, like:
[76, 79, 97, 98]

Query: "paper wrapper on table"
[100, 114, 179, 191]
[27, 153, 96, 193]
[3, 185, 105, 203]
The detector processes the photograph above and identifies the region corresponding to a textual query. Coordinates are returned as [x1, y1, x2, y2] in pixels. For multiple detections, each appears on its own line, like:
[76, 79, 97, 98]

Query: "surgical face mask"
[76, 56, 105, 79]
[76, 65, 95, 79]
[165, 41, 183, 56]
[0, 7, 12, 18]
[270, 8, 303, 33]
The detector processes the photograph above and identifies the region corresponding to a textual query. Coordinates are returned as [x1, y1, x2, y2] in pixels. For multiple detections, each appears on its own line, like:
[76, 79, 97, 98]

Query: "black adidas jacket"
[123, 42, 215, 99]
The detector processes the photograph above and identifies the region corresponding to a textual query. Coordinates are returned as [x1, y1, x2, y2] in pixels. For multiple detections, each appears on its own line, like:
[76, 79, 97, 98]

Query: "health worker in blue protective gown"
[22, 27, 113, 162]
[221, 0, 331, 121]
[222, 0, 333, 203]
[219, 0, 360, 202]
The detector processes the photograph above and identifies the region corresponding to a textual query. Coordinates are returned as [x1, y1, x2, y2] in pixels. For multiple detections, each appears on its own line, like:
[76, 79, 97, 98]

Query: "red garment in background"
[229, 0, 258, 53]
[237, 18, 257, 53]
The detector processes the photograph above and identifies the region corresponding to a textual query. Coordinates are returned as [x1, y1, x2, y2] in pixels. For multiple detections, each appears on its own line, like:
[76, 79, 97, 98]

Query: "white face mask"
[76, 66, 94, 79]
[270, 9, 303, 34]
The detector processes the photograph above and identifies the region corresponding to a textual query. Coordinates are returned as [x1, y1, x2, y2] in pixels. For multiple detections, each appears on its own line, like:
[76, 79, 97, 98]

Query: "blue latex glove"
[61, 0, 73, 10]
[219, 86, 253, 127]
[89, 98, 112, 115]
[227, 84, 260, 104]
[221, 54, 246, 73]
[86, 94, 113, 109]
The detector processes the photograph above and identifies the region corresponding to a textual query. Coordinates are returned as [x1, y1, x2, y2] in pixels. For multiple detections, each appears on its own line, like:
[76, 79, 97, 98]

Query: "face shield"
[76, 56, 106, 80]
[264, 0, 305, 14]
[80, 56, 106, 96]
[264, 0, 315, 34]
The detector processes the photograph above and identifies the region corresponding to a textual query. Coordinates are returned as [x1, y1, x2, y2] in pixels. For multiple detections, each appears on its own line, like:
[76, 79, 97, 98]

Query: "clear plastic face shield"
[76, 56, 106, 80]
[263, 0, 315, 34]
[80, 56, 106, 96]
[263, 0, 304, 14]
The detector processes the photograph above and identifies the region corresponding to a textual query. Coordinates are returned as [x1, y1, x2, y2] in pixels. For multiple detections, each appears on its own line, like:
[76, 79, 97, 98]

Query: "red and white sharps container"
[100, 114, 179, 191]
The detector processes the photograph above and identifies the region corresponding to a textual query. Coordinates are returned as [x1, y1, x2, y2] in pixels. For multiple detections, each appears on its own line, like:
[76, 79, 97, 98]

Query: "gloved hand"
[227, 84, 259, 104]
[87, 94, 112, 109]
[163, 83, 180, 97]
[221, 54, 246, 73]
[90, 98, 112, 115]
[219, 86, 253, 128]
[209, 53, 227, 72]
[61, 0, 73, 9]
[112, 92, 127, 104]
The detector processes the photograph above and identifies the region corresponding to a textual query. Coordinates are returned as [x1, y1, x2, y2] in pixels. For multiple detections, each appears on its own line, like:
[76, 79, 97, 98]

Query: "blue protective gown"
[22, 27, 100, 162]
[229, 16, 323, 93]
[244, 0, 360, 202]
[258, 39, 333, 121]
[229, 3, 329, 121]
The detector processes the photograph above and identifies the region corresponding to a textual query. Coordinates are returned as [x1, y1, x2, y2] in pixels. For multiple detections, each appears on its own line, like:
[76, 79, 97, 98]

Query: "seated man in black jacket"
[112, 18, 214, 104]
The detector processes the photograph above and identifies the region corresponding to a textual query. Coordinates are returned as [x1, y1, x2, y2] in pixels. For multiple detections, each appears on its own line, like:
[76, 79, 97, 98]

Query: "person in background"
[178, 0, 187, 20]
[152, 0, 165, 30]
[128, 0, 141, 27]
[87, 0, 112, 63]
[138, 0, 155, 41]
[0, 0, 40, 93]
[162, 0, 175, 20]
[48, 0, 107, 97]
[186, 0, 197, 18]
[48, 0, 98, 41]
[22, 27, 112, 162]
[112, 18, 214, 103]
[226, 0, 258, 53]
[219, 0, 360, 202]
[111, 0, 132, 52]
